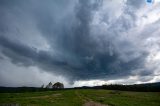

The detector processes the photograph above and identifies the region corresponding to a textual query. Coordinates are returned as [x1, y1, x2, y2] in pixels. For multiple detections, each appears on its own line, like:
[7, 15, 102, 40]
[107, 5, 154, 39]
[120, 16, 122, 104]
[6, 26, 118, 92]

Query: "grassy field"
[0, 89, 160, 106]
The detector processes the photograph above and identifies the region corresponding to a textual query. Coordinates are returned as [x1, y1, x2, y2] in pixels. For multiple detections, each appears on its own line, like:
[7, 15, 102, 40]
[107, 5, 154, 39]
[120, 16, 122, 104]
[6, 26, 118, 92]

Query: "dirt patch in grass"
[26, 93, 62, 99]
[52, 93, 62, 97]
[83, 101, 108, 106]
[0, 104, 19, 106]
[27, 95, 49, 99]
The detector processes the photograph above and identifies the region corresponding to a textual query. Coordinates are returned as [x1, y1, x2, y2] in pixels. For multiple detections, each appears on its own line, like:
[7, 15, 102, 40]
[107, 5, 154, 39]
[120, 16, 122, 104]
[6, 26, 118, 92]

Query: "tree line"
[0, 82, 160, 93]
[0, 82, 64, 93]
[74, 82, 160, 92]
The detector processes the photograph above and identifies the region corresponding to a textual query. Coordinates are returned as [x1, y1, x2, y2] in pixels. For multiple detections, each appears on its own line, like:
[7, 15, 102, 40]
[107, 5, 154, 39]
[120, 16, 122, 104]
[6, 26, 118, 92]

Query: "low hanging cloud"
[0, 0, 160, 87]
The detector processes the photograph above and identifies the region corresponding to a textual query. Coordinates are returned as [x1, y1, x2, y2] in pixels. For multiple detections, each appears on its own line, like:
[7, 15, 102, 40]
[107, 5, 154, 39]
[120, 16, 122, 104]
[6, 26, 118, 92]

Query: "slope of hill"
[74, 82, 160, 92]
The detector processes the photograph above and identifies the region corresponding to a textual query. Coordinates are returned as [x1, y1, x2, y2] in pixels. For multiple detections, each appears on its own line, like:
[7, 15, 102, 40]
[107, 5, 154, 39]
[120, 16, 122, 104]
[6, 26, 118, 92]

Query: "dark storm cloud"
[0, 0, 157, 85]
[126, 0, 145, 9]
[0, 36, 67, 68]
[0, 34, 146, 81]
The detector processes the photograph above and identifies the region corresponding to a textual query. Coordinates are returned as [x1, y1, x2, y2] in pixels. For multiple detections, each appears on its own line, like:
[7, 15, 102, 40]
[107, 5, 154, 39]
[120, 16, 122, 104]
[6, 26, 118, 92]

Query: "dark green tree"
[52, 82, 64, 89]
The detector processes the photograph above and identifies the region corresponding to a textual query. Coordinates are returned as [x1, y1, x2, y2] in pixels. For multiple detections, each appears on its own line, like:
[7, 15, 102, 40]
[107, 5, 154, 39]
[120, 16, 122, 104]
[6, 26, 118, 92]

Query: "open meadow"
[0, 89, 160, 106]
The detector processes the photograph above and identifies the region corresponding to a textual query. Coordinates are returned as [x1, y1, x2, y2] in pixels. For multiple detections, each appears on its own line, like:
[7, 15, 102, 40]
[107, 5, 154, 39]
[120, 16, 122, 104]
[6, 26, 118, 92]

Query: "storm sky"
[0, 0, 160, 87]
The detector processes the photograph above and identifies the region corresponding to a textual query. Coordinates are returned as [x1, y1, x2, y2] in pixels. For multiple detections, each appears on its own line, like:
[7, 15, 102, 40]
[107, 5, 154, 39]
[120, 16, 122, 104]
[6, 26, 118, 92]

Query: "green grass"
[0, 89, 160, 106]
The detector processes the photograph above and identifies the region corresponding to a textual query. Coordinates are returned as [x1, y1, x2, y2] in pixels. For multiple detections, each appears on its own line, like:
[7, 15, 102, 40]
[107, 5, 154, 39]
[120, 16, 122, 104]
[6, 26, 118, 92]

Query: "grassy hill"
[0, 89, 160, 106]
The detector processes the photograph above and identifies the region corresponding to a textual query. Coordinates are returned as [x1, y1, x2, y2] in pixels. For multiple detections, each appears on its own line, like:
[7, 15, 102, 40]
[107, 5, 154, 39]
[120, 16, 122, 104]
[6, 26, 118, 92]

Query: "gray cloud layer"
[0, 0, 160, 86]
